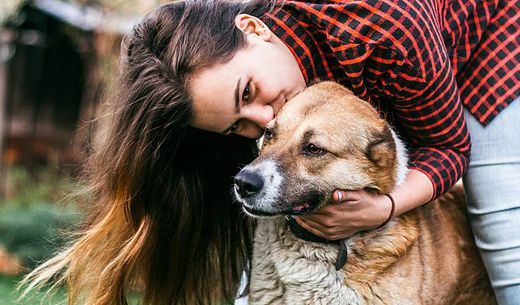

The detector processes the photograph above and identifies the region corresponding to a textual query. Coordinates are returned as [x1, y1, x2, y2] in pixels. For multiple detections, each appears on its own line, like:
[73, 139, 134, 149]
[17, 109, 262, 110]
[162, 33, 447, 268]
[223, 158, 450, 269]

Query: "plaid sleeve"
[323, 0, 471, 199]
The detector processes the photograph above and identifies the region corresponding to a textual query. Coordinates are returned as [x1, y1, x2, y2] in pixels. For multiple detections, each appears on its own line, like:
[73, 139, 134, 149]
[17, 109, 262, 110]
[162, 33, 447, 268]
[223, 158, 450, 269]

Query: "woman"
[24, 0, 520, 304]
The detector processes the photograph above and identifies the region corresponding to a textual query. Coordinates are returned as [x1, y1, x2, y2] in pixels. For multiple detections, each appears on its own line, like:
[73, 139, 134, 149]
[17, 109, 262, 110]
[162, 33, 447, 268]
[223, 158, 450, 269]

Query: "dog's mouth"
[287, 192, 326, 215]
[292, 202, 311, 213]
[287, 199, 322, 215]
[243, 193, 325, 217]
[243, 205, 280, 217]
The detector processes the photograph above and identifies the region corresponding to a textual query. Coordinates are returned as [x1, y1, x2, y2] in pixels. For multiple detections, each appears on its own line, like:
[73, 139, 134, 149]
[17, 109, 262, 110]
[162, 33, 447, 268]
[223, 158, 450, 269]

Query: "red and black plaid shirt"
[263, 0, 520, 199]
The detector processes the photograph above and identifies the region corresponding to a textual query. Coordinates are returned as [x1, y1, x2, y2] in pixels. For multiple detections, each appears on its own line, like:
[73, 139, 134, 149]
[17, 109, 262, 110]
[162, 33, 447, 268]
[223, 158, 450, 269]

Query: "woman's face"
[189, 15, 306, 139]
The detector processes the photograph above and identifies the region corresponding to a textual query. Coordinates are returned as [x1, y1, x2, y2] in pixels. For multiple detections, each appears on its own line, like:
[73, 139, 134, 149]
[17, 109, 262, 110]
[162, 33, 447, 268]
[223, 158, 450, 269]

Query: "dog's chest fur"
[250, 218, 364, 305]
[248, 196, 496, 305]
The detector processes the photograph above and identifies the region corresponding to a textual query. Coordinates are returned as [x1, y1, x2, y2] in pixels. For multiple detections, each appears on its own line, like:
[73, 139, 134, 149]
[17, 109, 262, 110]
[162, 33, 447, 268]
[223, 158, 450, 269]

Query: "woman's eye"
[229, 121, 240, 134]
[243, 82, 251, 102]
[303, 143, 325, 156]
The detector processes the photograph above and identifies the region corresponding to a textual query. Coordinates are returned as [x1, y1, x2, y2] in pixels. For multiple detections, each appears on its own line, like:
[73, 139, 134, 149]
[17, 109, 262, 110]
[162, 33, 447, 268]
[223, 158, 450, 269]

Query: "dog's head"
[234, 82, 408, 217]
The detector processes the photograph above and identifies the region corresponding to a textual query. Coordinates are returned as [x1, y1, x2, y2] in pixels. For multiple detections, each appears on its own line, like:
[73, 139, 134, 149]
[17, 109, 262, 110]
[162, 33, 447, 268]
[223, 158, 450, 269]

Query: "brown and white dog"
[233, 82, 495, 305]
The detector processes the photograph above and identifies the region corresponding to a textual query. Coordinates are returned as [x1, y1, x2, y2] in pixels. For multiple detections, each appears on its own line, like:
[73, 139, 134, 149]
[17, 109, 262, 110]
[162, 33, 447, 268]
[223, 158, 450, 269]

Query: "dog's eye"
[264, 128, 273, 140]
[303, 143, 325, 156]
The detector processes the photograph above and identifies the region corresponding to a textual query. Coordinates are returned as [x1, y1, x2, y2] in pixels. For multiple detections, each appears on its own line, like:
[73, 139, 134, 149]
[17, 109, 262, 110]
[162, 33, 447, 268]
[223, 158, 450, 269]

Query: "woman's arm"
[289, 0, 469, 239]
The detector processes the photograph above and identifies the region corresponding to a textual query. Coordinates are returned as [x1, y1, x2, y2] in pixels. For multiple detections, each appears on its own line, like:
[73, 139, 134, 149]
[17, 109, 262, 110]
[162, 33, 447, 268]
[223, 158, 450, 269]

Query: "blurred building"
[0, 0, 165, 196]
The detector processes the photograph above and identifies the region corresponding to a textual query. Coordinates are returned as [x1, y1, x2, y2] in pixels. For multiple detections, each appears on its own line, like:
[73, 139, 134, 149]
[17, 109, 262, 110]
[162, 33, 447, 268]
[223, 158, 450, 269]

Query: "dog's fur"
[234, 82, 495, 305]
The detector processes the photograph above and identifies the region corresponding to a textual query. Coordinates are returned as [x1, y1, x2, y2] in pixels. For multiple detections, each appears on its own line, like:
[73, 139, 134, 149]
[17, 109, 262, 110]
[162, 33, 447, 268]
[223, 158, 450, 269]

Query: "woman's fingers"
[332, 189, 345, 202]
[294, 216, 330, 239]
[332, 189, 361, 203]
[295, 214, 355, 240]
[292, 189, 388, 240]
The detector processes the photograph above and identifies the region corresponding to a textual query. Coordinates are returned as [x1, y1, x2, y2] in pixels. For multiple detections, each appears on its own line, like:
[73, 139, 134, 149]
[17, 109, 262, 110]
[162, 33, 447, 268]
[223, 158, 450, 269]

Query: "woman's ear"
[234, 14, 272, 41]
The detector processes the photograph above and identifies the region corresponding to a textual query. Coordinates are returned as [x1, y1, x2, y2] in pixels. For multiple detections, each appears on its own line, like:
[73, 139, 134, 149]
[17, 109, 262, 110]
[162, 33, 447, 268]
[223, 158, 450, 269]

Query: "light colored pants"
[463, 98, 520, 305]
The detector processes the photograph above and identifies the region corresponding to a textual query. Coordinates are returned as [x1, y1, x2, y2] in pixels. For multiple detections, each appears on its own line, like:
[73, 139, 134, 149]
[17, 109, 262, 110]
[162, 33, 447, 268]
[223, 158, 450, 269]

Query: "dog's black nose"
[234, 170, 264, 198]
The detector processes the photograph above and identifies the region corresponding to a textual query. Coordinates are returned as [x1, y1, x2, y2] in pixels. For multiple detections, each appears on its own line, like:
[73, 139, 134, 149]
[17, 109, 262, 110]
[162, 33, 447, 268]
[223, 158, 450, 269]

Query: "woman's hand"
[294, 189, 394, 240]
[295, 170, 435, 240]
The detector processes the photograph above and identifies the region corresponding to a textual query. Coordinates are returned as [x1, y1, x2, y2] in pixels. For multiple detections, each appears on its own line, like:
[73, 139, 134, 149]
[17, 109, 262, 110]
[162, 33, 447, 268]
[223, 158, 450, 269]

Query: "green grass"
[0, 275, 66, 305]
[0, 275, 147, 305]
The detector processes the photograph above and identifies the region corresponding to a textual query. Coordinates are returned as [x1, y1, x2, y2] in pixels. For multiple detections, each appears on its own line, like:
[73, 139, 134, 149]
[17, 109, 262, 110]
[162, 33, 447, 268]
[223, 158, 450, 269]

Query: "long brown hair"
[21, 1, 276, 304]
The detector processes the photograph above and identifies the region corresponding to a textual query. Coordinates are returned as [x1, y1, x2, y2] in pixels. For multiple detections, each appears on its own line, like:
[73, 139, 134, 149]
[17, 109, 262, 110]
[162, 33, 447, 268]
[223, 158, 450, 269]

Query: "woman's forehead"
[189, 61, 242, 132]
[190, 61, 240, 105]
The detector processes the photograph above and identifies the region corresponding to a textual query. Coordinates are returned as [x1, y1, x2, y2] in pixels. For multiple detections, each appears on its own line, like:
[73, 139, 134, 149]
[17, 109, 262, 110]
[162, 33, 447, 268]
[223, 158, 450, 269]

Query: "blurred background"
[0, 0, 165, 303]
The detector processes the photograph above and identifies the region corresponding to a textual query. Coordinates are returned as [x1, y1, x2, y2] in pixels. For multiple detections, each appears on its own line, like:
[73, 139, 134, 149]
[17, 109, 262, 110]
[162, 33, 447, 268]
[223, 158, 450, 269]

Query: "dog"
[233, 82, 495, 305]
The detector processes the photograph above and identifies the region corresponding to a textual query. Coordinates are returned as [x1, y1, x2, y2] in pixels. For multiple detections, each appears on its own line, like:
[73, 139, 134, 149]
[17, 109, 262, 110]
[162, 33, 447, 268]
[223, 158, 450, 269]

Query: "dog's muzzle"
[234, 160, 327, 217]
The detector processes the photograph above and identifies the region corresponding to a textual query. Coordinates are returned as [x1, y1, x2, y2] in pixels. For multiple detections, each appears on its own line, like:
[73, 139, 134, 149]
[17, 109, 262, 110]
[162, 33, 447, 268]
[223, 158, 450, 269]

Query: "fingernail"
[332, 190, 343, 202]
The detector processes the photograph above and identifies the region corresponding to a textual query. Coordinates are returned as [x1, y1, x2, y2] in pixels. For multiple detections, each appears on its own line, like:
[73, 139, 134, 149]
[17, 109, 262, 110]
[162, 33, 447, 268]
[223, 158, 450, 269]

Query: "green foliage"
[0, 166, 83, 269]
[0, 275, 66, 305]
[0, 203, 80, 269]
[4, 166, 78, 208]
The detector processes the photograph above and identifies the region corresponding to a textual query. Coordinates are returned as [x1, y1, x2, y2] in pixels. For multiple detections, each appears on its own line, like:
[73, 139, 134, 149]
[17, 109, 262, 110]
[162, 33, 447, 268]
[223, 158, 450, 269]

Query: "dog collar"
[286, 216, 348, 270]
[287, 216, 336, 244]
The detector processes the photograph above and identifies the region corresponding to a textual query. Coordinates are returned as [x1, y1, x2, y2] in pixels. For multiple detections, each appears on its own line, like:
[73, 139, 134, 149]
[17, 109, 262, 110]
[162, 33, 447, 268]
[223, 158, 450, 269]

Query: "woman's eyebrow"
[234, 77, 241, 114]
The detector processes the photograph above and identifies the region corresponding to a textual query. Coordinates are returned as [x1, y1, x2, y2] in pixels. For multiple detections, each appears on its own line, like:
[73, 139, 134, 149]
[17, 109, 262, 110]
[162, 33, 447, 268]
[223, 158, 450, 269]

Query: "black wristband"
[377, 193, 395, 229]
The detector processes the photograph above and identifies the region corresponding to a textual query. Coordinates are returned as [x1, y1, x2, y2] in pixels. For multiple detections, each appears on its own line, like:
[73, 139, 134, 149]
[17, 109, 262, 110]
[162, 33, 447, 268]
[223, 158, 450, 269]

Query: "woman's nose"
[246, 104, 274, 128]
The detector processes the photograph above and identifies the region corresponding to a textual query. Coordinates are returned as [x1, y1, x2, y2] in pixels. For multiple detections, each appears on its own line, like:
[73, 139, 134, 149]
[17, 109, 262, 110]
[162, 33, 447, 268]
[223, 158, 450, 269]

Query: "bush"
[0, 166, 83, 269]
[0, 203, 80, 269]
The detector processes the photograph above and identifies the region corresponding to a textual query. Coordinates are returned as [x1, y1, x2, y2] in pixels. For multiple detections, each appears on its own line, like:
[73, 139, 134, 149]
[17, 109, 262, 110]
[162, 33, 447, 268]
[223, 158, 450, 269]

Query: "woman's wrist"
[387, 169, 434, 217]
[376, 193, 395, 229]
[364, 192, 395, 230]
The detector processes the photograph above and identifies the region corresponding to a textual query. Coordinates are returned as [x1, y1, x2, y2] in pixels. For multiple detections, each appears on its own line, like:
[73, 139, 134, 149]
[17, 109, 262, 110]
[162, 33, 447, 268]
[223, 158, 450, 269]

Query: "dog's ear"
[366, 124, 396, 169]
